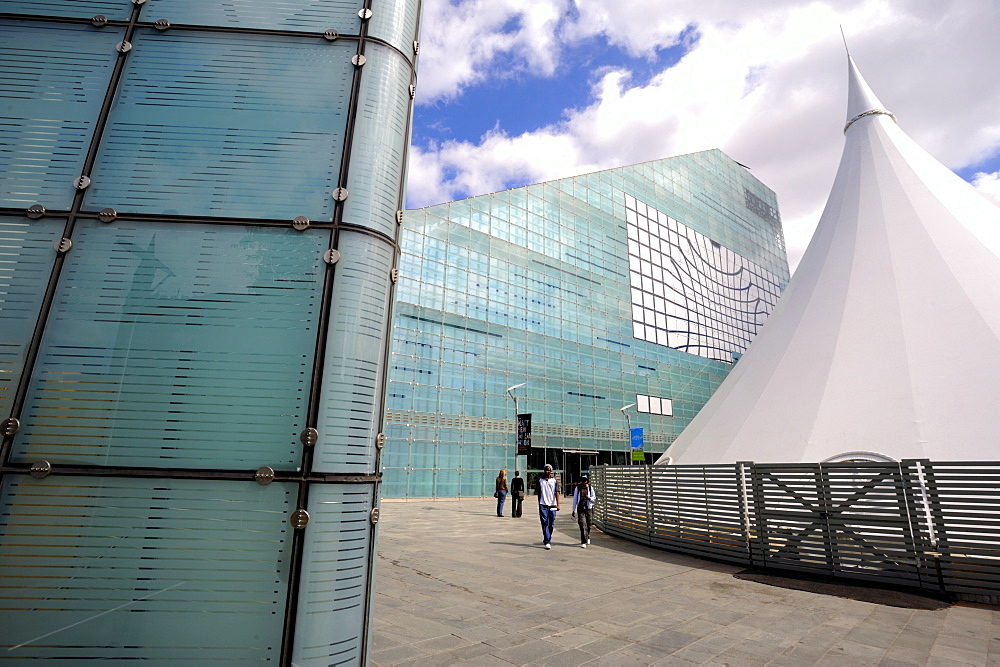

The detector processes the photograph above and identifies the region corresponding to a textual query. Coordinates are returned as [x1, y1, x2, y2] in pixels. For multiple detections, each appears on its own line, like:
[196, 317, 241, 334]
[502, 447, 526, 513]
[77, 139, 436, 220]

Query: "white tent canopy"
[656, 54, 1000, 465]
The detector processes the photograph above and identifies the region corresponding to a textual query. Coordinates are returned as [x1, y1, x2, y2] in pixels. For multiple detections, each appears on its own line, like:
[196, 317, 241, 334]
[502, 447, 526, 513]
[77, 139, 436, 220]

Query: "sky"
[404, 0, 1000, 273]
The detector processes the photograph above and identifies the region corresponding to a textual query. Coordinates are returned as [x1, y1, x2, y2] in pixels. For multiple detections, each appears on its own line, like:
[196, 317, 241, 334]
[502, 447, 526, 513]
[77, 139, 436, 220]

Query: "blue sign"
[630, 427, 644, 451]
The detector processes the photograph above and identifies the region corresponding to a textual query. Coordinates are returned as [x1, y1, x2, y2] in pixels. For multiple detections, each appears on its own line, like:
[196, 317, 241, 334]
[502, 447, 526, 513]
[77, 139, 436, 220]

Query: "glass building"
[0, 0, 419, 662]
[384, 150, 790, 498]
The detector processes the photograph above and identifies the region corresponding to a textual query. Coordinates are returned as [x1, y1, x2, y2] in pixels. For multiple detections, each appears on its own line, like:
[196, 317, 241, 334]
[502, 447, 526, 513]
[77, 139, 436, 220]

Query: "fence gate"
[750, 463, 924, 588]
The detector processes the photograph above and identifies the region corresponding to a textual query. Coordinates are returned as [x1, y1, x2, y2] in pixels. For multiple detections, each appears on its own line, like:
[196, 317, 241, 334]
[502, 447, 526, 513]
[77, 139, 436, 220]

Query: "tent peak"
[844, 54, 896, 134]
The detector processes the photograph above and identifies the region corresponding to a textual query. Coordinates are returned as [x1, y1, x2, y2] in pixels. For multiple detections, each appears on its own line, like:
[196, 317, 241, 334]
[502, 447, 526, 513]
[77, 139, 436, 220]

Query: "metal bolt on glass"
[255, 466, 275, 485]
[292, 216, 310, 231]
[290, 509, 310, 529]
[27, 204, 45, 219]
[30, 461, 52, 479]
[98, 208, 117, 223]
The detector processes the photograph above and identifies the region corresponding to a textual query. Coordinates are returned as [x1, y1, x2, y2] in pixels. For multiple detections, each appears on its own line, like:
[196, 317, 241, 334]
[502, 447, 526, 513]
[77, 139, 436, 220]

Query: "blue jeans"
[539, 505, 557, 543]
[496, 489, 507, 516]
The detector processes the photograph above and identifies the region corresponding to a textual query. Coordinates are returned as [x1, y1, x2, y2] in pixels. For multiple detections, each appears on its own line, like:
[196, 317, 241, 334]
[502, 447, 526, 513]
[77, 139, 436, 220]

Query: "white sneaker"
[580, 543, 587, 548]
[544, 543, 551, 550]
[587, 539, 591, 545]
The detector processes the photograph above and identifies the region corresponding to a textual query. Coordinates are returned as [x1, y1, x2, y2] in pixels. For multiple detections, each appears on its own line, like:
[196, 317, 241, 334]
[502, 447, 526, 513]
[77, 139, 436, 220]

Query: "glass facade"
[0, 0, 420, 662]
[385, 150, 790, 498]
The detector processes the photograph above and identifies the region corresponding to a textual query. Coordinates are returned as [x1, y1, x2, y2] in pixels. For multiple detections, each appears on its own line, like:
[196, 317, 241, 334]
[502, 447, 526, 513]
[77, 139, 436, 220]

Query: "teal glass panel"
[146, 0, 363, 33]
[0, 475, 293, 661]
[341, 42, 411, 237]
[11, 221, 325, 469]
[291, 484, 374, 665]
[314, 232, 394, 473]
[0, 217, 62, 419]
[85, 30, 353, 220]
[0, 21, 122, 210]
[368, 0, 420, 57]
[0, 0, 133, 20]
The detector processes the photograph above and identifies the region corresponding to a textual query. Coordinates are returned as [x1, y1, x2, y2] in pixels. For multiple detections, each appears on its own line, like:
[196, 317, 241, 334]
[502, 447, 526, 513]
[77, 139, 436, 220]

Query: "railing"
[590, 461, 1000, 605]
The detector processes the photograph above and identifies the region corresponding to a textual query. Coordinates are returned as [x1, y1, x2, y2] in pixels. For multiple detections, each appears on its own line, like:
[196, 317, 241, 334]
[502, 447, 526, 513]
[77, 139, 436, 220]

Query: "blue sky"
[405, 0, 1000, 272]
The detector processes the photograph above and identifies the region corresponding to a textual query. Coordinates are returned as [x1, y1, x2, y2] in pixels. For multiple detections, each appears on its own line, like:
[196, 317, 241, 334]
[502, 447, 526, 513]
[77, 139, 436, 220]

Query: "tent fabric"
[655, 55, 1000, 465]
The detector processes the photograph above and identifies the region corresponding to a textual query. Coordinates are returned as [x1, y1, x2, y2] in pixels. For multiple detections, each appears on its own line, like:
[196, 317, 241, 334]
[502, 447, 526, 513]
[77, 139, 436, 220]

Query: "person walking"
[509, 470, 525, 518]
[536, 464, 560, 548]
[571, 474, 596, 548]
[494, 469, 508, 517]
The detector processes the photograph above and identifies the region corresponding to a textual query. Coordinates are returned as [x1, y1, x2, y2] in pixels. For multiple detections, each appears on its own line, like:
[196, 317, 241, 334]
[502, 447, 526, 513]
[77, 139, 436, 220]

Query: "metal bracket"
[390, 267, 399, 283]
[291, 508, 310, 529]
[73, 175, 91, 190]
[370, 507, 380, 525]
[409, 84, 416, 99]
[323, 249, 341, 265]
[395, 210, 404, 225]
[255, 466, 275, 485]
[154, 19, 170, 31]
[117, 41, 132, 53]
[30, 460, 52, 479]
[300, 427, 319, 446]
[292, 216, 310, 231]
[98, 208, 117, 223]
[332, 187, 349, 202]
[91, 15, 108, 27]
[376, 432, 386, 449]
[413, 41, 419, 55]
[1, 418, 19, 437]
[324, 29, 338, 41]
[54, 238, 73, 254]
[27, 204, 45, 219]
[358, 8, 372, 20]
[351, 54, 366, 67]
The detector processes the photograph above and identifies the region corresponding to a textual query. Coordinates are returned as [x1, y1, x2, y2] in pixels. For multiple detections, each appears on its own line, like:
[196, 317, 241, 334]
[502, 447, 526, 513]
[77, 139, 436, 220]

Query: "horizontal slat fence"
[590, 460, 1000, 605]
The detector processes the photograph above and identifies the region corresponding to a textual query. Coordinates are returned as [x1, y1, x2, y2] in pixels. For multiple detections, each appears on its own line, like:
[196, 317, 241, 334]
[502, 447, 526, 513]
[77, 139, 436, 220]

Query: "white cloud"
[973, 171, 1000, 204]
[409, 0, 1000, 272]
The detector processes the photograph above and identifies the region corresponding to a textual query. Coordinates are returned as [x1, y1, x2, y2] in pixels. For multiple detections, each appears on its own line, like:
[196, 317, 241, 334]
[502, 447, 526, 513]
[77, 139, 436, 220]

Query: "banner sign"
[516, 413, 532, 455]
[630, 427, 644, 462]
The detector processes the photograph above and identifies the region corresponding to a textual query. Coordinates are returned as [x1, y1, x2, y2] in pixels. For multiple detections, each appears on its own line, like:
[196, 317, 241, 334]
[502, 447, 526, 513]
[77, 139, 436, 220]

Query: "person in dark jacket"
[509, 471, 525, 518]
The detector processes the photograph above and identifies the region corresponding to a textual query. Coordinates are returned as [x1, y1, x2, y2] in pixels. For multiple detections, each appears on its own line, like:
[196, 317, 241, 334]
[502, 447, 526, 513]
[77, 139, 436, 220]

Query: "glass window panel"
[147, 0, 364, 32]
[315, 232, 395, 474]
[368, 0, 420, 58]
[292, 484, 373, 666]
[0, 21, 122, 210]
[0, 217, 62, 419]
[341, 42, 411, 237]
[11, 221, 324, 469]
[86, 31, 353, 220]
[0, 475, 293, 661]
[0, 0, 133, 20]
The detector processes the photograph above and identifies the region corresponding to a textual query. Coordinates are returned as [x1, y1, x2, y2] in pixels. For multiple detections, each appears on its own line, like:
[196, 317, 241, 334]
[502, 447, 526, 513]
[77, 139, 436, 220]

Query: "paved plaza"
[370, 499, 999, 665]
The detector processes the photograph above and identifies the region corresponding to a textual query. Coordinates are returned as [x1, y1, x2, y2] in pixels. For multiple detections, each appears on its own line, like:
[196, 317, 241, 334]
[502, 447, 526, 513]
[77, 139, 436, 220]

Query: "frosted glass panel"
[0, 0, 133, 20]
[368, 0, 420, 56]
[314, 232, 394, 473]
[0, 21, 122, 210]
[0, 475, 293, 661]
[11, 221, 325, 469]
[147, 0, 363, 32]
[86, 30, 353, 220]
[292, 484, 373, 665]
[341, 42, 411, 237]
[0, 217, 62, 419]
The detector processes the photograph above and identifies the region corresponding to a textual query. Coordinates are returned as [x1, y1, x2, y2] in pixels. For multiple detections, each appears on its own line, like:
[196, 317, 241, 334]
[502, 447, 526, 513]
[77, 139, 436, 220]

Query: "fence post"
[748, 462, 769, 570]
[645, 464, 654, 546]
[737, 461, 754, 566]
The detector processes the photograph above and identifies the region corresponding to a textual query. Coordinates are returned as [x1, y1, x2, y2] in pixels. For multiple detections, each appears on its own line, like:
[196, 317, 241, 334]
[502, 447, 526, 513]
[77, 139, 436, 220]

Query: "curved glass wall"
[0, 0, 419, 662]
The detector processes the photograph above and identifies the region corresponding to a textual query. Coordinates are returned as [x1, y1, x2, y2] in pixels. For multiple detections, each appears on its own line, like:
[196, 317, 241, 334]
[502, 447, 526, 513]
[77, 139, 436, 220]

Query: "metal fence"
[590, 461, 1000, 605]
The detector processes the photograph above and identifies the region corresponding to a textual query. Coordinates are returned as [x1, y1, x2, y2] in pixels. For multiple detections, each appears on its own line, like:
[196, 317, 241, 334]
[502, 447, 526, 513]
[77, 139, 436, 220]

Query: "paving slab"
[371, 499, 997, 665]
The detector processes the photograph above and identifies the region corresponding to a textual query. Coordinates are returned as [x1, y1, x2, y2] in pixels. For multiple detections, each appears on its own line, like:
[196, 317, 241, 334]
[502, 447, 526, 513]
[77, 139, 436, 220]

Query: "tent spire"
[844, 52, 897, 133]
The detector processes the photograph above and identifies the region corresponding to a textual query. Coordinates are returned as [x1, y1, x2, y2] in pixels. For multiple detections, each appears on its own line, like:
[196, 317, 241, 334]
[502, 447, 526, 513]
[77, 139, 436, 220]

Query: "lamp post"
[506, 383, 526, 472]
[619, 403, 635, 466]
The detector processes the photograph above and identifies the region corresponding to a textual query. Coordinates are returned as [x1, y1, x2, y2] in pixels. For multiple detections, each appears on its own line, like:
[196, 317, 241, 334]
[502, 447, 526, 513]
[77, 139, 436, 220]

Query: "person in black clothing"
[509, 471, 525, 518]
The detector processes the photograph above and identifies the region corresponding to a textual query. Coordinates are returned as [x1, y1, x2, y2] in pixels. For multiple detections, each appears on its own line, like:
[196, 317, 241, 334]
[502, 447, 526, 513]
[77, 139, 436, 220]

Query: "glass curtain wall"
[0, 0, 420, 662]
[386, 151, 791, 498]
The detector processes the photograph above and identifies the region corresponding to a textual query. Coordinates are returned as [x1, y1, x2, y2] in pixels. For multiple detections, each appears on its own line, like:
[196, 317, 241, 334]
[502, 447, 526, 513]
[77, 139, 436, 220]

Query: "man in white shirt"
[536, 464, 560, 549]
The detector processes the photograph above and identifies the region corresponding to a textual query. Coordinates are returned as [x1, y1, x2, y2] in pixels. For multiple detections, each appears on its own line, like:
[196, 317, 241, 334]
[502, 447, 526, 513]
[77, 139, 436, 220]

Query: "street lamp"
[619, 403, 635, 466]
[506, 383, 526, 471]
